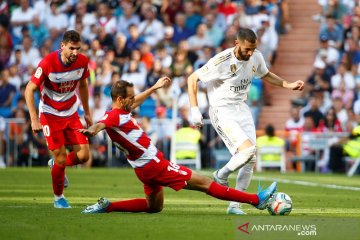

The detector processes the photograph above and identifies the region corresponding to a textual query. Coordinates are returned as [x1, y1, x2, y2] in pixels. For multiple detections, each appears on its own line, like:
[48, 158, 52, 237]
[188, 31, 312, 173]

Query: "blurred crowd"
[0, 0, 288, 167]
[284, 0, 360, 173]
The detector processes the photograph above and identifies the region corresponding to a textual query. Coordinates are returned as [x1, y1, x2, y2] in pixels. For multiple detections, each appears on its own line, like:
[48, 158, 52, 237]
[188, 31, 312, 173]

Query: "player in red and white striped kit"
[79, 77, 277, 214]
[25, 30, 92, 208]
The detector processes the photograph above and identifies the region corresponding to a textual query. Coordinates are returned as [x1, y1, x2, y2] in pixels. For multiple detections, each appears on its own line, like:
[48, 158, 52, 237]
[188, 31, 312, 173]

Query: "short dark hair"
[62, 30, 81, 43]
[265, 124, 275, 137]
[236, 28, 257, 43]
[110, 80, 134, 101]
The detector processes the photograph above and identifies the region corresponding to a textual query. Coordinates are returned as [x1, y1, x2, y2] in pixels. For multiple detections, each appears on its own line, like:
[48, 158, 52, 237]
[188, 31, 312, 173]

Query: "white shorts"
[209, 103, 256, 155]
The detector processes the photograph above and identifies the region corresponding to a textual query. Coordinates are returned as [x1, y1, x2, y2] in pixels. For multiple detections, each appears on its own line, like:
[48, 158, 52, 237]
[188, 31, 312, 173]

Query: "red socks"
[207, 182, 259, 205]
[51, 163, 65, 196]
[107, 199, 149, 213]
[65, 152, 78, 166]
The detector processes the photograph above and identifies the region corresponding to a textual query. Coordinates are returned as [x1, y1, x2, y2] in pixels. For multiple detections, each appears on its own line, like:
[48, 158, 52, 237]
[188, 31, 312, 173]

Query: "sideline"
[253, 176, 360, 191]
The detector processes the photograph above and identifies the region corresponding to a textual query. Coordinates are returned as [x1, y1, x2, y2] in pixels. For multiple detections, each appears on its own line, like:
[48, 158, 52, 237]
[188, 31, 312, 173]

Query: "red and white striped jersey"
[31, 50, 90, 118]
[99, 108, 159, 168]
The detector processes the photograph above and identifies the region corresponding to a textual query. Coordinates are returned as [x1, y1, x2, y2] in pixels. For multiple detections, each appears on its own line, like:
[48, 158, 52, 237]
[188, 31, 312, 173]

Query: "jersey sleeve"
[255, 52, 269, 78]
[31, 60, 48, 86]
[195, 58, 220, 83]
[98, 111, 119, 128]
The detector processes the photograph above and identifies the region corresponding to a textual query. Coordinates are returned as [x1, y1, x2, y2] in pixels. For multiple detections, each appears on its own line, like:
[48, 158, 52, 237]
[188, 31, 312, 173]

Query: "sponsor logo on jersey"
[230, 78, 251, 92]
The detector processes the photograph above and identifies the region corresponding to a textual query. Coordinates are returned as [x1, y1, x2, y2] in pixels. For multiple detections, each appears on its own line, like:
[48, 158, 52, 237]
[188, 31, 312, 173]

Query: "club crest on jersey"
[252, 66, 256, 73]
[230, 64, 237, 76]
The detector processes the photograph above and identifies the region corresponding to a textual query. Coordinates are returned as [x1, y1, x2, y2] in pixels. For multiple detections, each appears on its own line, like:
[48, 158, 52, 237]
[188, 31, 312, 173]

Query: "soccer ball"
[267, 192, 292, 215]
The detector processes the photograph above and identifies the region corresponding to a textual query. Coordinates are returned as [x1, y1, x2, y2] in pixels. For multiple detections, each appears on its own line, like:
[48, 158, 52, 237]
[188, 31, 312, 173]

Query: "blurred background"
[0, 0, 359, 176]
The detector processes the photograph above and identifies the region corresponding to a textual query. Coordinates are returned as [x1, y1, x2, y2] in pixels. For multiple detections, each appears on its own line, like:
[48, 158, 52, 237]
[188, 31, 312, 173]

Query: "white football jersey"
[195, 48, 269, 107]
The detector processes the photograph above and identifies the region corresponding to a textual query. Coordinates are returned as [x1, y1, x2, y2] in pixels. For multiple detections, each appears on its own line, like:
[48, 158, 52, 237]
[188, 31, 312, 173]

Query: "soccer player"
[79, 78, 277, 214]
[187, 28, 304, 215]
[25, 30, 92, 208]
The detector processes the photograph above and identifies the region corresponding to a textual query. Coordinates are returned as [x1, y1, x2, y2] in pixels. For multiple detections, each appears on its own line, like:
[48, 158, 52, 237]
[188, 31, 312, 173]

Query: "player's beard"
[67, 54, 78, 64]
[238, 50, 251, 61]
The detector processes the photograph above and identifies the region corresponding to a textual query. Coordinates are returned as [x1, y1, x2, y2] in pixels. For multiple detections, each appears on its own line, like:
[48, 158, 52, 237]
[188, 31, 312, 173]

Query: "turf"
[0, 168, 359, 240]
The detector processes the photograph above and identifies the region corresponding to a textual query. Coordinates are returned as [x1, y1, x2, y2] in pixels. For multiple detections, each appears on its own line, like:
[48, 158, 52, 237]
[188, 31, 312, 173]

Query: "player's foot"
[212, 170, 229, 187]
[54, 197, 71, 208]
[82, 197, 110, 214]
[256, 182, 277, 210]
[48, 159, 69, 188]
[227, 206, 247, 215]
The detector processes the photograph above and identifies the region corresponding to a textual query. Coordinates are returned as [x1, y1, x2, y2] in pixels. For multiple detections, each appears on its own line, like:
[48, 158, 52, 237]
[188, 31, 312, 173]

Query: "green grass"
[0, 168, 359, 240]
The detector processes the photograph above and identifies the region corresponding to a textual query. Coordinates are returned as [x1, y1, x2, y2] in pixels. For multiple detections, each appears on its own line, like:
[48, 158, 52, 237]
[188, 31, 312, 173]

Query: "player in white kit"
[187, 28, 304, 214]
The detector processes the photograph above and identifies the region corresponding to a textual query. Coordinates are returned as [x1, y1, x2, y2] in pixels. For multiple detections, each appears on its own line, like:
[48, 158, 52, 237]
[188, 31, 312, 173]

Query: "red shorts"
[40, 113, 89, 150]
[134, 154, 192, 196]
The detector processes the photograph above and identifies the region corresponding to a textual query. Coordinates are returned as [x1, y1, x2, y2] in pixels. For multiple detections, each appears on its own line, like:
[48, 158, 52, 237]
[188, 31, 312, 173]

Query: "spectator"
[319, 15, 343, 49]
[204, 13, 224, 48]
[28, 15, 49, 48]
[0, 19, 12, 71]
[329, 125, 360, 173]
[10, 0, 36, 41]
[121, 60, 147, 94]
[151, 106, 173, 158]
[172, 12, 193, 45]
[256, 124, 285, 166]
[69, 2, 97, 39]
[175, 119, 202, 160]
[331, 63, 355, 108]
[303, 95, 325, 129]
[125, 24, 144, 52]
[116, 2, 140, 38]
[187, 23, 214, 60]
[184, 1, 203, 35]
[161, 0, 184, 25]
[97, 3, 117, 35]
[138, 5, 164, 47]
[45, 2, 69, 33]
[0, 69, 16, 117]
[139, 42, 154, 71]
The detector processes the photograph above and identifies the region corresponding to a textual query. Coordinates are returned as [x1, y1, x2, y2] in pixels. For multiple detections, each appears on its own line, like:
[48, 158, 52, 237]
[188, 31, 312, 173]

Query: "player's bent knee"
[76, 150, 90, 163]
[226, 145, 256, 171]
[148, 205, 163, 213]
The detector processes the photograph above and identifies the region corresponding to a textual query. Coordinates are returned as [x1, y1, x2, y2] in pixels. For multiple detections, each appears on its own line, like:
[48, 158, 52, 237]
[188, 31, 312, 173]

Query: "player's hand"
[84, 114, 93, 128]
[153, 76, 171, 89]
[289, 80, 304, 91]
[30, 117, 43, 133]
[190, 106, 203, 128]
[78, 128, 95, 137]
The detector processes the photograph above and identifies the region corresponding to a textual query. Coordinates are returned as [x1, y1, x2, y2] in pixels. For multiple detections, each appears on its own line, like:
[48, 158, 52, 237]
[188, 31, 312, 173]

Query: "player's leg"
[82, 186, 164, 214]
[185, 172, 276, 209]
[69, 144, 90, 165]
[227, 105, 257, 213]
[209, 106, 256, 184]
[64, 118, 90, 166]
[50, 145, 71, 208]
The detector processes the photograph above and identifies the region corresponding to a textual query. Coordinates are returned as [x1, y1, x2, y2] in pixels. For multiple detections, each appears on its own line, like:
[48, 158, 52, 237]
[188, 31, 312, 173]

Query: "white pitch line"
[253, 176, 360, 191]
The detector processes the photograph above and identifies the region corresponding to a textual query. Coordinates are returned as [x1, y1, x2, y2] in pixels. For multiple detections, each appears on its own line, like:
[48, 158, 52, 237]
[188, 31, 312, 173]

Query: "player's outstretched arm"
[262, 72, 304, 91]
[132, 76, 171, 109]
[78, 122, 106, 137]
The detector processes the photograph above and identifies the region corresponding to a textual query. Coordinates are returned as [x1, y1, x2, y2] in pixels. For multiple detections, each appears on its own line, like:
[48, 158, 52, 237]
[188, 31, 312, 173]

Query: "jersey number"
[43, 125, 50, 137]
[167, 162, 180, 172]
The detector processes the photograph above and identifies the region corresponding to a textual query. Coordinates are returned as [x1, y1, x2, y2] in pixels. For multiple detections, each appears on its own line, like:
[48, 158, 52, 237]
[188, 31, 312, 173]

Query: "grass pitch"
[0, 168, 359, 240]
